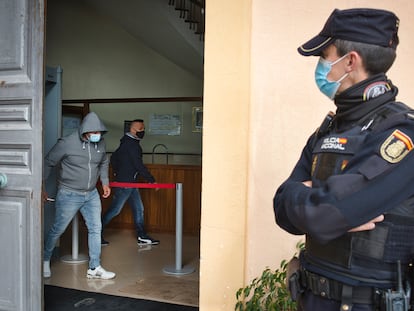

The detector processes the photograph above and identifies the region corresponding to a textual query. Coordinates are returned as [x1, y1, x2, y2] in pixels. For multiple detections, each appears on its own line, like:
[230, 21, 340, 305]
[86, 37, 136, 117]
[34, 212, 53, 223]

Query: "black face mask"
[136, 131, 145, 139]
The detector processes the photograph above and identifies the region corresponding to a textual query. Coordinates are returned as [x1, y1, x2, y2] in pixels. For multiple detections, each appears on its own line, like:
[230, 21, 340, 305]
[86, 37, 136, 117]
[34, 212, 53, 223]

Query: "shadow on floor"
[44, 285, 199, 311]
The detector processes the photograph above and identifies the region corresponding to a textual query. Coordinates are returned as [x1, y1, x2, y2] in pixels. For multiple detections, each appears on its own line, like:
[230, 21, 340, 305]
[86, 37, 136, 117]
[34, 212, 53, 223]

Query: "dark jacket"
[44, 112, 109, 192]
[110, 133, 155, 183]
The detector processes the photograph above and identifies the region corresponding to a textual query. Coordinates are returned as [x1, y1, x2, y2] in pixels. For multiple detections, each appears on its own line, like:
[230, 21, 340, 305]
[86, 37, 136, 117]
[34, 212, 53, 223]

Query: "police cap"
[298, 8, 400, 56]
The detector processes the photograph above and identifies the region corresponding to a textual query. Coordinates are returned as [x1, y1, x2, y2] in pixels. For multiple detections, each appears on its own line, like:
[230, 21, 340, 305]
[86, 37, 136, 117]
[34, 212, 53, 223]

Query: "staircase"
[168, 0, 205, 41]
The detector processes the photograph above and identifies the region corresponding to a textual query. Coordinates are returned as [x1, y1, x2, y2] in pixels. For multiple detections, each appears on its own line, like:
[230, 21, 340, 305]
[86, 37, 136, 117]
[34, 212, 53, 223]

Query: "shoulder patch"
[380, 129, 413, 163]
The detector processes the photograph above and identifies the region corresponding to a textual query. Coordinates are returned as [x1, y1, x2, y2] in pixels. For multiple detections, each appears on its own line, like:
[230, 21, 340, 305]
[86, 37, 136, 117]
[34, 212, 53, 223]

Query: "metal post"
[61, 213, 88, 264]
[163, 183, 194, 275]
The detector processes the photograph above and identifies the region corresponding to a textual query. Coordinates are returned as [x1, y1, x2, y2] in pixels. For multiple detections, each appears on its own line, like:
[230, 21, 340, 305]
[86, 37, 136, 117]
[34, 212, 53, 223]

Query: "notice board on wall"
[147, 113, 181, 136]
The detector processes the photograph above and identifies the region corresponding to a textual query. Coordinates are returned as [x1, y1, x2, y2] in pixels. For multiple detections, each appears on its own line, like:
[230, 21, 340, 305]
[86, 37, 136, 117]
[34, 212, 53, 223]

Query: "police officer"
[274, 8, 414, 311]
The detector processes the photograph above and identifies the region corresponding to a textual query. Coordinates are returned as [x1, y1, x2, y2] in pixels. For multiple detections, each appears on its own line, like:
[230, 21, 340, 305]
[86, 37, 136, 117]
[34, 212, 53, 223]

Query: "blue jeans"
[102, 187, 145, 237]
[44, 188, 102, 269]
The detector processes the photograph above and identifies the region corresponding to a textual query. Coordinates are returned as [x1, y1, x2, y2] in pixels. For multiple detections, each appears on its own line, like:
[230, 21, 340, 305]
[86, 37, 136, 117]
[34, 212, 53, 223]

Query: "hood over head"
[78, 112, 108, 138]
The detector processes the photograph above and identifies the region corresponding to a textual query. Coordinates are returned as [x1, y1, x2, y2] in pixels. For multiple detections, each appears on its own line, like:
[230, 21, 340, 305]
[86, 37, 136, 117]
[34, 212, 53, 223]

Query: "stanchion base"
[163, 265, 195, 275]
[60, 254, 88, 264]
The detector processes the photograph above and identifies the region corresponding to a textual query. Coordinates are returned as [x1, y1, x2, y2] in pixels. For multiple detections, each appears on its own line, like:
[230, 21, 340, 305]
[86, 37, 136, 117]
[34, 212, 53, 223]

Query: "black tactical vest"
[305, 102, 414, 286]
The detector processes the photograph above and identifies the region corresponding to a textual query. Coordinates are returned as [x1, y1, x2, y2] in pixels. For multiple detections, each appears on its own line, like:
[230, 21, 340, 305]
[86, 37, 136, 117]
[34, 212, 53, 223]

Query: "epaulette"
[358, 102, 413, 133]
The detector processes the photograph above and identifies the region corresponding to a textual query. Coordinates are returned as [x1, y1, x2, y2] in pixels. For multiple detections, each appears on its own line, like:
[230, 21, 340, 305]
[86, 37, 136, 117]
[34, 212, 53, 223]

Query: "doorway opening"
[43, 0, 204, 307]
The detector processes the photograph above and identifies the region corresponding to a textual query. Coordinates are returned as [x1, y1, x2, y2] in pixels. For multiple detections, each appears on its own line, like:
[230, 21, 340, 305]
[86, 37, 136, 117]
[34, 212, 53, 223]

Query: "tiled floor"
[43, 228, 200, 307]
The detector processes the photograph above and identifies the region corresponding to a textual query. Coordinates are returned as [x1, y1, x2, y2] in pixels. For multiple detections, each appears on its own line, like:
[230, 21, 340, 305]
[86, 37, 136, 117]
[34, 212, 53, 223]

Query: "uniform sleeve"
[273, 135, 346, 240]
[285, 134, 315, 182]
[274, 126, 414, 244]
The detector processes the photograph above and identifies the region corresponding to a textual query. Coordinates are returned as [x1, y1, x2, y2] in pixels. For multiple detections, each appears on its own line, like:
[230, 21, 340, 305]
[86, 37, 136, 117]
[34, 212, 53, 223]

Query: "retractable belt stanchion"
[109, 181, 195, 275]
[61, 213, 88, 264]
[62, 182, 196, 274]
[163, 183, 195, 275]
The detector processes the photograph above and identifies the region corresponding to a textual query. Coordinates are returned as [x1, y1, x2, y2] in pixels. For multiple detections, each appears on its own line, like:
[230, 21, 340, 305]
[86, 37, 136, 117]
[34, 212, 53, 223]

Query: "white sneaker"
[86, 265, 115, 280]
[43, 260, 51, 278]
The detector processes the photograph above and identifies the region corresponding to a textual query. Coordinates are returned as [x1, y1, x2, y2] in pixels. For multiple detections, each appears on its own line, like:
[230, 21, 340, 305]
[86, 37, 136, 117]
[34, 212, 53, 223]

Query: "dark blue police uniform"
[273, 8, 414, 311]
[275, 74, 414, 311]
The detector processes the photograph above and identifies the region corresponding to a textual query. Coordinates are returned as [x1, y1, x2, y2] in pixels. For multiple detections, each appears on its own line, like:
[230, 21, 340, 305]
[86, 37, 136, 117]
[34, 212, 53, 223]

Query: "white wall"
[45, 0, 203, 154]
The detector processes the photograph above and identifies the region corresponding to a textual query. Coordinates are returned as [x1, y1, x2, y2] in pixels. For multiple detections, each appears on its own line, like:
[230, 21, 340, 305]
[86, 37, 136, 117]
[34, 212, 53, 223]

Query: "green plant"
[235, 242, 304, 311]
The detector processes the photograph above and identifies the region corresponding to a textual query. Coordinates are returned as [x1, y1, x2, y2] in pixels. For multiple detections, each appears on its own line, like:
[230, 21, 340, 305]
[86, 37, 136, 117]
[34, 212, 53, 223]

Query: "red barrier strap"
[109, 182, 176, 189]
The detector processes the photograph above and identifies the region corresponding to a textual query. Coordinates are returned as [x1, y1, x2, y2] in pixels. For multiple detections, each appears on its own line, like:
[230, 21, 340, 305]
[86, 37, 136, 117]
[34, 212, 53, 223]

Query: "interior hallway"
[43, 228, 200, 307]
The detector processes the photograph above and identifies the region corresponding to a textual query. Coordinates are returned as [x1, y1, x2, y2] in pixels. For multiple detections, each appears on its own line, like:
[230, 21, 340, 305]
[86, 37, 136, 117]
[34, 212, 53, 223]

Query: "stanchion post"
[61, 213, 88, 264]
[175, 182, 183, 270]
[163, 183, 195, 275]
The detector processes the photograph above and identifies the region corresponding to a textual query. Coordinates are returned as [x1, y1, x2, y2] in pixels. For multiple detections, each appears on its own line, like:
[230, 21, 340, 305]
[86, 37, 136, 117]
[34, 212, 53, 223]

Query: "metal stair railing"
[168, 0, 205, 41]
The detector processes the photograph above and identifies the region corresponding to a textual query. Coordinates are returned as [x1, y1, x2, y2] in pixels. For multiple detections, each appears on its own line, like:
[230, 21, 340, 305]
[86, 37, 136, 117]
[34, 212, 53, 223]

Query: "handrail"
[168, 0, 205, 41]
[62, 96, 202, 104]
[152, 144, 169, 164]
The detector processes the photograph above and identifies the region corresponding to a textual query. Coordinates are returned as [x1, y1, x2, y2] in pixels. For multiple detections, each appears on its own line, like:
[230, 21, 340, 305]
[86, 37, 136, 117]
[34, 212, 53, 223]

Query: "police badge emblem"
[380, 129, 413, 163]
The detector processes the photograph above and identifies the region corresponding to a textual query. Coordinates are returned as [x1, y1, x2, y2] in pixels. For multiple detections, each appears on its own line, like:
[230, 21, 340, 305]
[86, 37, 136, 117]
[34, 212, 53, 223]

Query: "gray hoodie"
[44, 112, 109, 192]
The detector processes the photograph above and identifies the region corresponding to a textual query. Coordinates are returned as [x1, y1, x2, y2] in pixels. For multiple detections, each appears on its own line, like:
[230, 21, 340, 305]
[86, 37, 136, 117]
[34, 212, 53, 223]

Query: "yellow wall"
[200, 0, 251, 309]
[200, 0, 414, 310]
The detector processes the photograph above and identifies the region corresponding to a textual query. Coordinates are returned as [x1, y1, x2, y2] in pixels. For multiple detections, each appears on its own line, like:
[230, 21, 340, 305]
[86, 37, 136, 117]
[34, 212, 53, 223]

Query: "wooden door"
[0, 0, 45, 310]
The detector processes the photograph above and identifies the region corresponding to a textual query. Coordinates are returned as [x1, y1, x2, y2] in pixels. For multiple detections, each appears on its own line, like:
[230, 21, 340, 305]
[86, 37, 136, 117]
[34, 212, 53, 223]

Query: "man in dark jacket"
[101, 119, 159, 246]
[43, 112, 115, 280]
[274, 8, 414, 311]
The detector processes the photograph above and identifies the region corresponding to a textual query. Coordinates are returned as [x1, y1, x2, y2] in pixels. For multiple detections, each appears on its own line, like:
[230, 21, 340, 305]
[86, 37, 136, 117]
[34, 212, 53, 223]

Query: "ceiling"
[83, 0, 205, 79]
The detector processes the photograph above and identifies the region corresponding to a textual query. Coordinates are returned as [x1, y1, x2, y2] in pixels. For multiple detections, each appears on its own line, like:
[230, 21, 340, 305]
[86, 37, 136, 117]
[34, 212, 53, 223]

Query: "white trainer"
[43, 260, 51, 278]
[86, 265, 115, 280]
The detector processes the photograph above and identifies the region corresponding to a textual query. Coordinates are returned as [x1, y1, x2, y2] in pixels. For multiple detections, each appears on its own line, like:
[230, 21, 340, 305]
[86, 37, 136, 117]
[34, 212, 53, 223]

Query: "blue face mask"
[315, 54, 349, 100]
[89, 133, 101, 143]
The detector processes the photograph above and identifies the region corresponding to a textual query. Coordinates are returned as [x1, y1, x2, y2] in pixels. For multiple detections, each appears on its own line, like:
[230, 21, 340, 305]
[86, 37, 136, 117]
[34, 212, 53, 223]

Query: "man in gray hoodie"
[43, 112, 115, 280]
